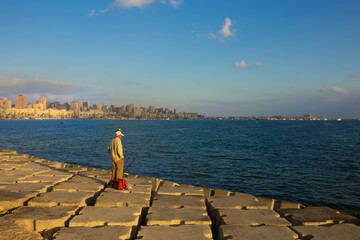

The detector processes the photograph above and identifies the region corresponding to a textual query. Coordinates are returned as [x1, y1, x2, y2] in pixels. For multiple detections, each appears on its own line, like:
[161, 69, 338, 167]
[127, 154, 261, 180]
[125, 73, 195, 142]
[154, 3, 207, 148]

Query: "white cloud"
[88, 9, 95, 16]
[101, 0, 153, 13]
[219, 18, 234, 39]
[161, 0, 183, 8]
[256, 61, 263, 67]
[234, 60, 249, 68]
[331, 86, 348, 94]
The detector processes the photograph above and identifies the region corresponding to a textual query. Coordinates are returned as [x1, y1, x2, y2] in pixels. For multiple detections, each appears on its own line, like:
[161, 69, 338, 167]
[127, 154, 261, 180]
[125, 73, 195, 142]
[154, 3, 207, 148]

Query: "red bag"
[113, 178, 128, 190]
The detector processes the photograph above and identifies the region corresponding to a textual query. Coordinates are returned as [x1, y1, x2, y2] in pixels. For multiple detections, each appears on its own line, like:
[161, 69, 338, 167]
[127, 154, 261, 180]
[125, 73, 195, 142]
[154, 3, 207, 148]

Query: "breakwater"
[0, 149, 359, 239]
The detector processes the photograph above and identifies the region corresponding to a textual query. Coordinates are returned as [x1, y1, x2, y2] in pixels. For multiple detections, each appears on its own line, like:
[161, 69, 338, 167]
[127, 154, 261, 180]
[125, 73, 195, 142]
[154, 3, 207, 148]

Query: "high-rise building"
[148, 105, 155, 113]
[70, 100, 82, 113]
[126, 104, 135, 113]
[174, 109, 178, 114]
[83, 102, 91, 111]
[15, 95, 27, 109]
[97, 102, 103, 112]
[39, 96, 47, 110]
[0, 98, 11, 109]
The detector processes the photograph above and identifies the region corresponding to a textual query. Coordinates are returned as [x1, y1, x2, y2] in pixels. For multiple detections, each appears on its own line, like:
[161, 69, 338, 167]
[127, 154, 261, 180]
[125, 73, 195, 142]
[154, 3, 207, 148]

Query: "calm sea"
[0, 119, 359, 214]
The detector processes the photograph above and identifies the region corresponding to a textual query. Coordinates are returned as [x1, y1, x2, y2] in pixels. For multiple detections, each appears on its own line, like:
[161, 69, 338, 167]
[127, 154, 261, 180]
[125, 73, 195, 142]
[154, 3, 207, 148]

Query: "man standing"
[108, 128, 124, 182]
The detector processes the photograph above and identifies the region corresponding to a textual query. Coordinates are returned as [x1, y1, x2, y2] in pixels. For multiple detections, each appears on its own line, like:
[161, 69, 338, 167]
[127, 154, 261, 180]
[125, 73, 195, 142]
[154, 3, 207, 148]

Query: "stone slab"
[3, 206, 78, 231]
[34, 169, 74, 177]
[147, 207, 211, 225]
[293, 223, 360, 240]
[95, 191, 150, 207]
[157, 185, 204, 196]
[0, 190, 37, 210]
[123, 175, 152, 186]
[0, 160, 30, 165]
[218, 209, 291, 226]
[68, 175, 108, 185]
[69, 206, 142, 227]
[15, 163, 52, 171]
[0, 175, 20, 184]
[27, 191, 95, 207]
[52, 181, 105, 192]
[0, 218, 42, 240]
[104, 185, 152, 195]
[53, 226, 133, 240]
[219, 225, 298, 240]
[17, 175, 71, 183]
[278, 206, 360, 225]
[1, 182, 53, 193]
[78, 169, 111, 178]
[208, 195, 267, 210]
[2, 169, 37, 177]
[137, 225, 213, 240]
[152, 195, 206, 209]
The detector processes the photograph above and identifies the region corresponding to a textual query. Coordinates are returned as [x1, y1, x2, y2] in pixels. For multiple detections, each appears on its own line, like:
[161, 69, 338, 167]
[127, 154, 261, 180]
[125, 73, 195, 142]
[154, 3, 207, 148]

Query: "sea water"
[0, 119, 359, 214]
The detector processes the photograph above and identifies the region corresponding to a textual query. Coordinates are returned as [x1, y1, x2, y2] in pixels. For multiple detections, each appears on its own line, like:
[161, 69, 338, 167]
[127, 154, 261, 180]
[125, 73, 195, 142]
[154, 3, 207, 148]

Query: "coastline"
[0, 149, 359, 239]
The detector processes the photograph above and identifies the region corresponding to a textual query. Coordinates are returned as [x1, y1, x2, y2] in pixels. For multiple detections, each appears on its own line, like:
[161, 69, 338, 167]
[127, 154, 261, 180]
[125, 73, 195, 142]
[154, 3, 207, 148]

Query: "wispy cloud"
[161, 0, 183, 8]
[234, 60, 249, 68]
[88, 9, 95, 17]
[331, 86, 348, 94]
[100, 0, 153, 13]
[192, 17, 235, 42]
[256, 61, 263, 67]
[219, 17, 235, 41]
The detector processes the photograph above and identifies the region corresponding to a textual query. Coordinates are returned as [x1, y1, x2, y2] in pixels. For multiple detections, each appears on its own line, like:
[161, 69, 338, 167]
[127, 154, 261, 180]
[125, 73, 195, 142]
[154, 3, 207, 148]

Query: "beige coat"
[107, 137, 124, 161]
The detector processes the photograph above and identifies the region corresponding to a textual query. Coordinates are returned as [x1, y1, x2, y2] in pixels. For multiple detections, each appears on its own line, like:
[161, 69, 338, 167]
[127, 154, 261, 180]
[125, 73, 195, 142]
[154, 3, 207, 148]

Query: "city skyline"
[0, 1, 359, 118]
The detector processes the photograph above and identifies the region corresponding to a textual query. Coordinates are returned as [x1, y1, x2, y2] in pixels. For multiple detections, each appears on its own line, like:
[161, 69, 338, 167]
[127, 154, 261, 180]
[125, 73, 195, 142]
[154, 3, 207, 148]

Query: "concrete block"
[0, 165, 17, 171]
[147, 207, 211, 225]
[27, 191, 96, 207]
[207, 195, 268, 210]
[0, 190, 37, 210]
[160, 180, 179, 187]
[274, 200, 304, 210]
[256, 196, 275, 210]
[219, 209, 291, 226]
[78, 169, 111, 178]
[213, 189, 232, 196]
[137, 225, 213, 240]
[69, 206, 142, 227]
[219, 225, 298, 240]
[52, 181, 105, 192]
[0, 175, 19, 184]
[0, 219, 42, 240]
[15, 163, 51, 171]
[34, 170, 74, 177]
[95, 191, 150, 207]
[157, 185, 204, 196]
[278, 206, 360, 225]
[3, 206, 78, 231]
[2, 169, 37, 177]
[152, 195, 206, 209]
[68, 175, 108, 185]
[104, 185, 152, 195]
[293, 223, 360, 240]
[17, 175, 71, 183]
[1, 182, 53, 193]
[53, 226, 133, 240]
[123, 175, 152, 186]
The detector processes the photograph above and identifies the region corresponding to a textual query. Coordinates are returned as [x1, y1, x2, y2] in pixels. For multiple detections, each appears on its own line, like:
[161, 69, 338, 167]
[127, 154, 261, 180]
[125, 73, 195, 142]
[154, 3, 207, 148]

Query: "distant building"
[70, 100, 82, 113]
[148, 105, 155, 113]
[97, 102, 103, 112]
[174, 109, 178, 114]
[15, 95, 27, 109]
[126, 104, 135, 113]
[0, 98, 11, 109]
[39, 96, 47, 111]
[83, 102, 91, 111]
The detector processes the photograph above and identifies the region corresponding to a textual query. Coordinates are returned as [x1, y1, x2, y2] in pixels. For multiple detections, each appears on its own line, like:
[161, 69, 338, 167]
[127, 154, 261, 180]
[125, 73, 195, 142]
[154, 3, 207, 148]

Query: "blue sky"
[0, 0, 359, 118]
